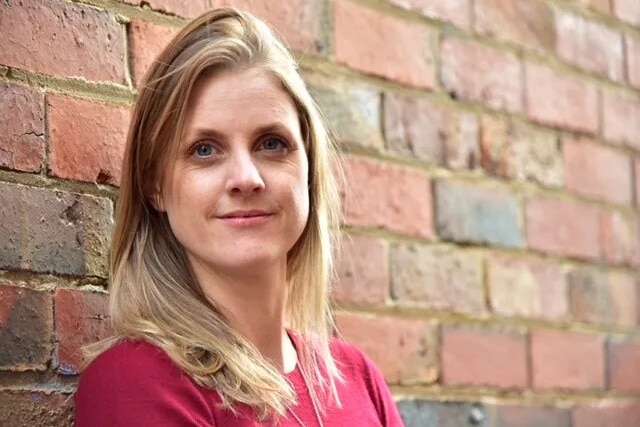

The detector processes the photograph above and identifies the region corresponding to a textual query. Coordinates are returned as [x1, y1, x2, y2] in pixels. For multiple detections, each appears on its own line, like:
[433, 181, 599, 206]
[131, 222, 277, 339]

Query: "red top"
[75, 334, 404, 426]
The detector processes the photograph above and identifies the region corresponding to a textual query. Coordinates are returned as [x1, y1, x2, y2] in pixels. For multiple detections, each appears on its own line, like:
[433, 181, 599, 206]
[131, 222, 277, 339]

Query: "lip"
[217, 210, 273, 227]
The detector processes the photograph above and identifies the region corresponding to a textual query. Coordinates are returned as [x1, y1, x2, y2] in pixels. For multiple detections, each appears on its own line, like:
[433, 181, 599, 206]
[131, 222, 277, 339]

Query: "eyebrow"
[184, 122, 297, 143]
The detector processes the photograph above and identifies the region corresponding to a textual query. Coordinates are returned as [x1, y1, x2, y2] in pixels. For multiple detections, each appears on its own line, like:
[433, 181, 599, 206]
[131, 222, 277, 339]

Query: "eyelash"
[188, 136, 292, 159]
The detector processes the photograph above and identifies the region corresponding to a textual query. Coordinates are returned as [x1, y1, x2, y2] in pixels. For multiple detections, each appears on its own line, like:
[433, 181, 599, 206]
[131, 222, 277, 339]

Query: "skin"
[155, 67, 309, 372]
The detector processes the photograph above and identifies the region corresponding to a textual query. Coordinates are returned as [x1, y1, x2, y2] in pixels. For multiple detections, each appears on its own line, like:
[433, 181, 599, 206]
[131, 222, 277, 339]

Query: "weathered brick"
[339, 156, 433, 238]
[0, 391, 74, 427]
[122, 0, 209, 18]
[441, 37, 523, 113]
[474, 0, 555, 52]
[613, 0, 640, 26]
[488, 405, 571, 427]
[531, 330, 605, 390]
[0, 0, 125, 83]
[306, 73, 383, 150]
[563, 138, 632, 205]
[384, 93, 480, 170]
[128, 20, 178, 86]
[569, 268, 638, 327]
[435, 180, 524, 248]
[334, 0, 435, 89]
[391, 244, 485, 313]
[0, 82, 45, 173]
[388, 0, 471, 28]
[526, 196, 600, 260]
[480, 117, 563, 187]
[609, 340, 640, 392]
[627, 34, 640, 89]
[441, 326, 528, 389]
[81, 196, 115, 278]
[213, 0, 327, 54]
[602, 90, 640, 150]
[487, 254, 568, 321]
[599, 210, 640, 267]
[573, 403, 640, 427]
[556, 11, 624, 82]
[336, 313, 437, 384]
[55, 289, 110, 375]
[333, 234, 389, 305]
[398, 400, 488, 427]
[525, 62, 598, 134]
[0, 284, 53, 371]
[48, 94, 130, 185]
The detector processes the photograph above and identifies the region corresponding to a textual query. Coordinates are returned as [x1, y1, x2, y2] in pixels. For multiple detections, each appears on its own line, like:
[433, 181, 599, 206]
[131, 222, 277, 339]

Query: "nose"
[225, 151, 265, 196]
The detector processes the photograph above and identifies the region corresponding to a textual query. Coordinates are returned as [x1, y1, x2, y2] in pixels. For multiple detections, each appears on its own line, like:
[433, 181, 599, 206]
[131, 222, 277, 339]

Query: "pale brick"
[526, 196, 600, 260]
[531, 330, 605, 390]
[0, 0, 125, 83]
[333, 234, 389, 305]
[390, 244, 485, 313]
[599, 210, 640, 267]
[526, 62, 598, 133]
[613, 0, 640, 26]
[128, 20, 179, 86]
[339, 156, 434, 238]
[388, 0, 471, 28]
[336, 313, 437, 384]
[627, 34, 640, 89]
[475, 0, 555, 52]
[580, 0, 612, 14]
[48, 95, 130, 185]
[636, 159, 640, 208]
[384, 93, 479, 169]
[334, 0, 435, 88]
[0, 82, 45, 173]
[602, 90, 640, 149]
[563, 138, 632, 205]
[442, 326, 527, 389]
[487, 254, 568, 321]
[435, 180, 524, 248]
[480, 117, 563, 187]
[441, 37, 523, 113]
[556, 11, 624, 82]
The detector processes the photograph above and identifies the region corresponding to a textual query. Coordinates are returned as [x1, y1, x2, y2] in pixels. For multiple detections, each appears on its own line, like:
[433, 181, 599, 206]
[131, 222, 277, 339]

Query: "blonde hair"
[92, 8, 342, 420]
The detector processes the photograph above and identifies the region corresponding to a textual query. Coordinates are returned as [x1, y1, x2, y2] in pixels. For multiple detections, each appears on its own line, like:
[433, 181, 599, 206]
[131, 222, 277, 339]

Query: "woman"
[75, 8, 403, 426]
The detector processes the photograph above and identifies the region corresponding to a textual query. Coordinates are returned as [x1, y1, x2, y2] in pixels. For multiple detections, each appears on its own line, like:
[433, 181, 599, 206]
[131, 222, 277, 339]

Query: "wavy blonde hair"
[90, 8, 342, 420]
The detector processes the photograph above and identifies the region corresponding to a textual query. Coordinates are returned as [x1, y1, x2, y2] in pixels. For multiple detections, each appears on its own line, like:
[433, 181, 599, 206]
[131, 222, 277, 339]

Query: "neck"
[188, 256, 297, 373]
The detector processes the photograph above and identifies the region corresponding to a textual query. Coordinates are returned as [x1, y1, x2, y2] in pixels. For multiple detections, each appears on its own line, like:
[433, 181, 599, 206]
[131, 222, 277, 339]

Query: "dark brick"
[0, 390, 73, 427]
[399, 400, 488, 427]
[488, 404, 572, 427]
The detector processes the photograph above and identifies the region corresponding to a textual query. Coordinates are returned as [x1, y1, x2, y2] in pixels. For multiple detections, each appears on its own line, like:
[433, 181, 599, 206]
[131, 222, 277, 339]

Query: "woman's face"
[156, 67, 310, 275]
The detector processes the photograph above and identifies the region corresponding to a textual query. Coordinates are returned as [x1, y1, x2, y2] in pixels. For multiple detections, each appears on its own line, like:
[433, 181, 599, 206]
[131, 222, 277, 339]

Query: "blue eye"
[194, 142, 215, 157]
[261, 137, 288, 151]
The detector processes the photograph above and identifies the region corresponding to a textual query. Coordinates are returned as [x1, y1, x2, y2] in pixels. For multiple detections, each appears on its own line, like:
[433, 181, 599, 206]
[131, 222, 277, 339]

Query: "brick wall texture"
[1, 0, 640, 425]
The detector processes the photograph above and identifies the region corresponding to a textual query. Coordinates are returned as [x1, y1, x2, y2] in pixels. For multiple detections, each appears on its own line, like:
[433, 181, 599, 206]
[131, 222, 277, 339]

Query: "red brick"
[336, 313, 437, 384]
[391, 244, 485, 314]
[556, 11, 624, 82]
[0, 82, 45, 172]
[387, 0, 471, 28]
[55, 289, 110, 375]
[0, 284, 53, 371]
[636, 159, 640, 208]
[531, 330, 605, 390]
[609, 341, 640, 392]
[581, 0, 612, 14]
[0, 391, 74, 427]
[525, 62, 598, 133]
[48, 95, 130, 185]
[489, 405, 571, 427]
[563, 138, 632, 205]
[339, 155, 433, 238]
[384, 93, 479, 170]
[526, 196, 600, 260]
[613, 0, 640, 26]
[441, 37, 523, 113]
[573, 403, 640, 427]
[599, 210, 640, 267]
[213, 0, 327, 54]
[602, 90, 640, 150]
[128, 20, 178, 86]
[480, 117, 563, 187]
[487, 254, 568, 321]
[0, 0, 125, 83]
[441, 326, 528, 389]
[333, 234, 389, 305]
[474, 0, 555, 52]
[627, 34, 640, 89]
[122, 0, 209, 18]
[334, 0, 435, 89]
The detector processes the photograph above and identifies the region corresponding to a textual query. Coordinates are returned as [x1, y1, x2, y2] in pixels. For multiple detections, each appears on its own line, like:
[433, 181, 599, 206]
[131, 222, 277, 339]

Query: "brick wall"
[1, 0, 639, 425]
